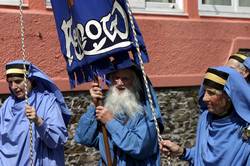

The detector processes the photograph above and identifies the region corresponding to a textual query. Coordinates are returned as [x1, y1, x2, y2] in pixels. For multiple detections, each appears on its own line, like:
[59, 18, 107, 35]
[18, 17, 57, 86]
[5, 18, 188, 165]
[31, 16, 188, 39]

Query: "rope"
[19, 0, 34, 165]
[125, 1, 171, 165]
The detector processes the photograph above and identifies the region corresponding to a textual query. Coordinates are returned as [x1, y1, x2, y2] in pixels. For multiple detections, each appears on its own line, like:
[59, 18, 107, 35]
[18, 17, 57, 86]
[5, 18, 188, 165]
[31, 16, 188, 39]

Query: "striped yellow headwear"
[6, 63, 29, 78]
[229, 53, 248, 63]
[203, 68, 229, 91]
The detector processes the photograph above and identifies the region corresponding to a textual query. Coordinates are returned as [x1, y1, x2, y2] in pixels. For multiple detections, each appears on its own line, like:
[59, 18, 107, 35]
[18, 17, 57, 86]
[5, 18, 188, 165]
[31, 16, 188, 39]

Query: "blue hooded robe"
[244, 57, 250, 70]
[183, 66, 250, 166]
[243, 57, 250, 86]
[0, 60, 71, 166]
[75, 63, 163, 166]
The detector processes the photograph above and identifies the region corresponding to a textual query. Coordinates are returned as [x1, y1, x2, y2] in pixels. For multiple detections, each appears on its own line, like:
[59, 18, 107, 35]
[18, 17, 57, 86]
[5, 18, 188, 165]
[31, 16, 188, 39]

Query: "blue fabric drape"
[184, 66, 250, 166]
[51, 0, 149, 87]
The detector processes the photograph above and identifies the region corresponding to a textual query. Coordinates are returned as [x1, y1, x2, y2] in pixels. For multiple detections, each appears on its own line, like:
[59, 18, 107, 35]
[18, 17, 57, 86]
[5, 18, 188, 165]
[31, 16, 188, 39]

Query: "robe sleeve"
[35, 96, 68, 149]
[105, 114, 158, 160]
[74, 104, 99, 149]
[181, 147, 195, 164]
[244, 151, 250, 166]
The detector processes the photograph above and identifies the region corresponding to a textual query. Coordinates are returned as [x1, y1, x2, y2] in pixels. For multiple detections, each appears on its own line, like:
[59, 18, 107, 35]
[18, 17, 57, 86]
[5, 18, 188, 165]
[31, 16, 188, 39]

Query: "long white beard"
[104, 86, 143, 119]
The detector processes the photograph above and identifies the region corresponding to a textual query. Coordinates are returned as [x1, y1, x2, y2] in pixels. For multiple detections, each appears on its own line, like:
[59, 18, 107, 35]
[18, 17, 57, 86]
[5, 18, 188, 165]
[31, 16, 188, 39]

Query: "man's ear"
[242, 69, 250, 78]
[27, 79, 34, 89]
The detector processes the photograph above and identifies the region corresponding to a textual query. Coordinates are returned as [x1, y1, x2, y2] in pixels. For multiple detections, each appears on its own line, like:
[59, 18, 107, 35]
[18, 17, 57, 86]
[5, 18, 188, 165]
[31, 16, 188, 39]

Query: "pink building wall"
[0, 0, 250, 94]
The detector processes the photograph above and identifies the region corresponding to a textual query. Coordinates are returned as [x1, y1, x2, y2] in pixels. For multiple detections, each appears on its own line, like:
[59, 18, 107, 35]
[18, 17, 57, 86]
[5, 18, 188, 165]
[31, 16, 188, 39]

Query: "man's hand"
[25, 105, 43, 126]
[160, 140, 184, 157]
[96, 106, 113, 124]
[89, 83, 104, 106]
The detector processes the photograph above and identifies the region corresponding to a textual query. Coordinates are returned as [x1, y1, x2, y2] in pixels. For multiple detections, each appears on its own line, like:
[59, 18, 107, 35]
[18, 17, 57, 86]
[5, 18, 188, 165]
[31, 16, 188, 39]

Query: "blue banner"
[51, 0, 149, 87]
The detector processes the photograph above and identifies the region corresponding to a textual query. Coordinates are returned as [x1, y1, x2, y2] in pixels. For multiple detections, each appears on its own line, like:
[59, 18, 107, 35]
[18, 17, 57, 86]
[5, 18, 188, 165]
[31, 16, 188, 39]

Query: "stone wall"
[0, 87, 200, 166]
[157, 88, 199, 166]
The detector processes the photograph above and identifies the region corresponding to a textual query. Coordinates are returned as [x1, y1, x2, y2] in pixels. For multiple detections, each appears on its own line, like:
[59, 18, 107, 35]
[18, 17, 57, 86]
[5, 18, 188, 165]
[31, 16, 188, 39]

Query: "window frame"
[0, 0, 20, 6]
[45, 0, 50, 7]
[199, 0, 250, 18]
[0, 0, 28, 6]
[45, 0, 184, 15]
[130, 0, 184, 14]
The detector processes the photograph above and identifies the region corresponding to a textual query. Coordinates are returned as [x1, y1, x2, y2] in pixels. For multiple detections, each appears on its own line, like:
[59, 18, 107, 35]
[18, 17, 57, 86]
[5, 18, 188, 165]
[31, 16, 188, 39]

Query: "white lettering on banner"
[61, 1, 132, 66]
[86, 20, 102, 40]
[61, 18, 73, 65]
[72, 24, 87, 61]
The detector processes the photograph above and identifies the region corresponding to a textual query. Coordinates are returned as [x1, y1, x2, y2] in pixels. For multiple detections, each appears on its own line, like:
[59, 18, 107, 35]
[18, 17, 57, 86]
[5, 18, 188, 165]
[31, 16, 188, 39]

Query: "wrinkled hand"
[25, 105, 43, 126]
[89, 83, 104, 107]
[96, 106, 113, 124]
[160, 140, 184, 157]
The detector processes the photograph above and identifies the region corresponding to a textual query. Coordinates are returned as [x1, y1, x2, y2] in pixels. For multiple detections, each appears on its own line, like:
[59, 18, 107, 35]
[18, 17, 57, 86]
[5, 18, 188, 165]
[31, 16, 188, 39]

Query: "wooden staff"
[94, 76, 113, 166]
[66, 1, 113, 165]
[67, 0, 74, 7]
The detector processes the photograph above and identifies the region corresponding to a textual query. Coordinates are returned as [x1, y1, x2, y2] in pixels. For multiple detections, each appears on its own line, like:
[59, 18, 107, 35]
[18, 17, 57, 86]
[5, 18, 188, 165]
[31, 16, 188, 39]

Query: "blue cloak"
[0, 60, 70, 165]
[75, 104, 160, 166]
[183, 66, 250, 166]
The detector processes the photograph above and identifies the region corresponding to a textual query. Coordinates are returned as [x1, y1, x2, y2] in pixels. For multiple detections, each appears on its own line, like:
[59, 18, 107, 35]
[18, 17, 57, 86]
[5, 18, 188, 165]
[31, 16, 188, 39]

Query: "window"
[0, 0, 19, 5]
[0, 0, 28, 6]
[45, 0, 184, 15]
[129, 0, 184, 14]
[202, 0, 231, 6]
[45, 0, 49, 6]
[199, 0, 250, 18]
[45, 0, 51, 8]
[239, 0, 250, 7]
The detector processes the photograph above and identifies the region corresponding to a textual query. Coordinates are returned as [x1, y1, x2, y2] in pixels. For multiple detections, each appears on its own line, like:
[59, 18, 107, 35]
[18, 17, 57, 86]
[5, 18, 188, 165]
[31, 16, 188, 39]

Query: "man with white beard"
[75, 65, 163, 166]
[225, 51, 250, 80]
[103, 68, 143, 120]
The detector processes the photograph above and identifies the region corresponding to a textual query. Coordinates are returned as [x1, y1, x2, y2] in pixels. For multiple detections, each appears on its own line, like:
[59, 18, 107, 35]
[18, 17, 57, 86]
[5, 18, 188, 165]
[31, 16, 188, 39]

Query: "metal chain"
[19, 0, 34, 165]
[125, 0, 171, 165]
